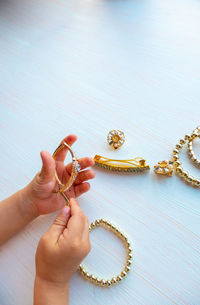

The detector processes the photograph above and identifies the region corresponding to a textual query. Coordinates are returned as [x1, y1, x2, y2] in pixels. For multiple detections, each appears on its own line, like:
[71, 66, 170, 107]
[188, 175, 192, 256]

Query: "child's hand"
[34, 198, 90, 302]
[26, 134, 95, 216]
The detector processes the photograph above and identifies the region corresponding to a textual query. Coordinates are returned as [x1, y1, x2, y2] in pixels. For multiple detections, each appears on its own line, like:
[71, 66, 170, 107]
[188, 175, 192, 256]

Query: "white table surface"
[0, 0, 200, 304]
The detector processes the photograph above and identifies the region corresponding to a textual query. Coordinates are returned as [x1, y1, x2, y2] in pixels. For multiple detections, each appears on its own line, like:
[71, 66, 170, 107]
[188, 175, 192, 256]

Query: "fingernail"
[62, 206, 70, 215]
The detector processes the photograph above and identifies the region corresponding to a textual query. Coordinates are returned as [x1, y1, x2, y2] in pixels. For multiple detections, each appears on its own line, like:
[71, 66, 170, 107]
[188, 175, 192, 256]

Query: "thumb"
[39, 151, 55, 183]
[48, 206, 71, 240]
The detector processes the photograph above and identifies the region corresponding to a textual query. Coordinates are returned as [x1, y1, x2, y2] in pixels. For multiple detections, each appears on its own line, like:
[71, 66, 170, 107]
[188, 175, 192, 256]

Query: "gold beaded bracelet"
[187, 126, 200, 167]
[79, 219, 132, 287]
[173, 130, 200, 187]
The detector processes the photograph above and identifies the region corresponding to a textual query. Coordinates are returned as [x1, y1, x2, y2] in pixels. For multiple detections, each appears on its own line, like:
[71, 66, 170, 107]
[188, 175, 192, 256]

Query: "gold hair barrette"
[94, 155, 150, 173]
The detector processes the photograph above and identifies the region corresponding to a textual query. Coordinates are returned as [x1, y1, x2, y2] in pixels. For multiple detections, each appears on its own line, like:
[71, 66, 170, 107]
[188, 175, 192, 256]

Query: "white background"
[0, 0, 200, 304]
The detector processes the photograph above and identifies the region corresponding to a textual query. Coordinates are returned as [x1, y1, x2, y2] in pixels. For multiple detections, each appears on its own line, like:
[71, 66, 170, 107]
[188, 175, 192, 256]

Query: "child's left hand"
[25, 134, 95, 216]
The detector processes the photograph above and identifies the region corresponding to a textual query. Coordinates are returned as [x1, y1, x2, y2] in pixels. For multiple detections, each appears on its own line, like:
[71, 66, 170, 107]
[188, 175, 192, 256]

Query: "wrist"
[34, 276, 69, 305]
[17, 185, 39, 221]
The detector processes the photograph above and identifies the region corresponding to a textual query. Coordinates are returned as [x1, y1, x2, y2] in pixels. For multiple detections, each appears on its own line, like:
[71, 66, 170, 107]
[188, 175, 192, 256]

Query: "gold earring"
[107, 130, 125, 149]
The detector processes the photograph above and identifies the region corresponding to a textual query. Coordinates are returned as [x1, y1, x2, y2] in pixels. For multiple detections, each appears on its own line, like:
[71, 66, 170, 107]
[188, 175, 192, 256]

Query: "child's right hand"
[34, 198, 91, 301]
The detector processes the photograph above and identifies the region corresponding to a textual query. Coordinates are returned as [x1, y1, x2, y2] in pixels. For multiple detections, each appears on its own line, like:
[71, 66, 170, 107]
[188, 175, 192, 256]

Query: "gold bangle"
[79, 219, 132, 287]
[52, 141, 81, 193]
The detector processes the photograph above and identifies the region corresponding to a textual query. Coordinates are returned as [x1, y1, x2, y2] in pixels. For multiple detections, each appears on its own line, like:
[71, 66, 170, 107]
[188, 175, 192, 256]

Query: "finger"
[65, 157, 94, 173]
[66, 198, 86, 236]
[74, 169, 95, 184]
[56, 134, 77, 162]
[74, 182, 91, 197]
[39, 151, 55, 183]
[48, 206, 71, 241]
[82, 216, 90, 241]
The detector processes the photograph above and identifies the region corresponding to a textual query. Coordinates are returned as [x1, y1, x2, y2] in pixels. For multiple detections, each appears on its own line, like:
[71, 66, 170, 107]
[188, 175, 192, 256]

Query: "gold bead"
[116, 275, 122, 282]
[173, 149, 179, 155]
[127, 246, 132, 253]
[91, 275, 96, 282]
[128, 253, 133, 259]
[187, 176, 193, 184]
[176, 166, 183, 174]
[86, 272, 90, 279]
[125, 266, 131, 272]
[100, 279, 106, 286]
[111, 277, 117, 285]
[79, 264, 83, 271]
[173, 160, 181, 168]
[127, 259, 132, 266]
[95, 220, 100, 226]
[194, 180, 200, 187]
[96, 278, 101, 285]
[126, 240, 131, 247]
[182, 171, 189, 179]
[106, 280, 112, 287]
[179, 138, 186, 145]
[184, 134, 191, 140]
[90, 222, 95, 228]
[173, 155, 178, 161]
[176, 143, 182, 150]
[192, 131, 198, 138]
[121, 270, 127, 277]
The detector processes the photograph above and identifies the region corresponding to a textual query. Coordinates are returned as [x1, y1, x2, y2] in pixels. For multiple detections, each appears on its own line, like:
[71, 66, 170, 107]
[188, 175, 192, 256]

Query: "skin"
[34, 199, 91, 305]
[0, 134, 95, 304]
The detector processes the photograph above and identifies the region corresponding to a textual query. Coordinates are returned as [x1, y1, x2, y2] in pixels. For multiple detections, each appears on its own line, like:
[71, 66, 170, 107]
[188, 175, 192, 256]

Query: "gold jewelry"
[79, 219, 132, 287]
[154, 160, 174, 176]
[173, 131, 200, 187]
[107, 130, 125, 149]
[187, 126, 200, 166]
[94, 155, 150, 173]
[52, 141, 81, 194]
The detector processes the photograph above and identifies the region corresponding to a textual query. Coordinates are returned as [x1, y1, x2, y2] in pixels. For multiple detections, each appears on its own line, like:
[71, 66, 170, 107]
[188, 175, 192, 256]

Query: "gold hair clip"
[94, 155, 150, 173]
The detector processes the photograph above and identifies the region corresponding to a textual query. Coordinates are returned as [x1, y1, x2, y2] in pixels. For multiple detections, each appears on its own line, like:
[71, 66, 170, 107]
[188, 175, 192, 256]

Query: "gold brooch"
[107, 130, 125, 149]
[154, 160, 174, 176]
